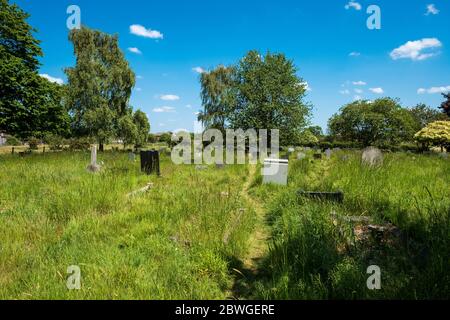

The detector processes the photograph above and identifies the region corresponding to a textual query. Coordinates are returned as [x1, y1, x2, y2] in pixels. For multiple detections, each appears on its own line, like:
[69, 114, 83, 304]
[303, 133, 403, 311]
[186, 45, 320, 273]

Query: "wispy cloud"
[369, 87, 384, 94]
[352, 81, 366, 86]
[40, 74, 64, 85]
[128, 47, 142, 54]
[425, 4, 439, 15]
[340, 89, 351, 95]
[349, 52, 361, 57]
[192, 67, 206, 74]
[417, 85, 450, 94]
[153, 106, 176, 113]
[390, 38, 442, 61]
[354, 88, 363, 94]
[345, 1, 362, 11]
[130, 24, 163, 39]
[160, 94, 180, 101]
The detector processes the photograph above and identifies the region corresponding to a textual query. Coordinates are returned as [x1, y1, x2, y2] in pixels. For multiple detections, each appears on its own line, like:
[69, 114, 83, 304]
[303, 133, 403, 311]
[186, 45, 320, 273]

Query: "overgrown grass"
[0, 151, 255, 299]
[250, 151, 450, 299]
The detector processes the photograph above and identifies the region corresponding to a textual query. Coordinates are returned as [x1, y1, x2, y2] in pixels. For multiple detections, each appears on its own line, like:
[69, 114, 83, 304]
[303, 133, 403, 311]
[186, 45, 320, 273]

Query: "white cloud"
[352, 81, 367, 86]
[192, 67, 206, 74]
[153, 106, 175, 113]
[349, 52, 361, 57]
[425, 4, 439, 15]
[186, 104, 192, 109]
[354, 88, 363, 94]
[130, 24, 163, 39]
[417, 85, 450, 94]
[390, 38, 442, 61]
[128, 47, 142, 54]
[299, 81, 312, 91]
[345, 1, 362, 10]
[370, 87, 384, 94]
[160, 94, 180, 101]
[340, 89, 351, 95]
[39, 74, 64, 85]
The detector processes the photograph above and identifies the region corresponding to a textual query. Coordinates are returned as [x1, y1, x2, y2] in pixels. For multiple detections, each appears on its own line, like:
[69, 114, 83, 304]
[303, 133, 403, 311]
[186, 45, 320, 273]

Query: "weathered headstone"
[128, 152, 136, 161]
[263, 159, 289, 186]
[362, 147, 383, 167]
[325, 149, 332, 159]
[140, 150, 160, 175]
[87, 145, 101, 173]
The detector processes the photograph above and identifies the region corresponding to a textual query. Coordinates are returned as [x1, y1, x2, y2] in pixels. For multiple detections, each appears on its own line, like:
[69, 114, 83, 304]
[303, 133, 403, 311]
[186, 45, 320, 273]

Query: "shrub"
[45, 134, 66, 151]
[28, 137, 40, 150]
[68, 137, 92, 151]
[5, 136, 22, 146]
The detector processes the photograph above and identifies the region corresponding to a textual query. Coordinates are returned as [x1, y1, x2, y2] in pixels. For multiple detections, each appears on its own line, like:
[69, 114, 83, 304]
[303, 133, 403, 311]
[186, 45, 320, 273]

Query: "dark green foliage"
[65, 26, 135, 147]
[198, 51, 312, 146]
[0, 0, 69, 139]
[440, 93, 450, 117]
[133, 110, 150, 147]
[328, 98, 417, 147]
[27, 137, 39, 150]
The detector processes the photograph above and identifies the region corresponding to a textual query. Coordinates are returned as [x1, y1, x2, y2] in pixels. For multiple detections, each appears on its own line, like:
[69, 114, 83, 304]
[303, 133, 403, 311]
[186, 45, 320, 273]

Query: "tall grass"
[251, 151, 450, 299]
[0, 152, 255, 299]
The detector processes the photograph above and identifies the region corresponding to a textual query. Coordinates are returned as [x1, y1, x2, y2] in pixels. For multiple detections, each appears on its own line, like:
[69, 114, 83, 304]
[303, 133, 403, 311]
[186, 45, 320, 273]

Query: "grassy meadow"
[0, 149, 449, 299]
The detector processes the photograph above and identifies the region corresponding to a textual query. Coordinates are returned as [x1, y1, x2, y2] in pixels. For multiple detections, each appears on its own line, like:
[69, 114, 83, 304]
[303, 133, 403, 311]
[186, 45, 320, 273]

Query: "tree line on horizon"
[1, 0, 449, 152]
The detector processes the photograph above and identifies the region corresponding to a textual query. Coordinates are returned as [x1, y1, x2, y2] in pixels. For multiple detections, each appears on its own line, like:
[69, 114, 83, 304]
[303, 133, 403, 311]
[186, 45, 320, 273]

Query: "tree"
[440, 93, 450, 117]
[306, 126, 323, 138]
[65, 26, 135, 151]
[409, 103, 446, 131]
[328, 98, 417, 147]
[198, 65, 235, 132]
[414, 121, 450, 152]
[133, 110, 150, 147]
[230, 51, 311, 145]
[298, 130, 319, 146]
[0, 0, 69, 138]
[117, 114, 137, 149]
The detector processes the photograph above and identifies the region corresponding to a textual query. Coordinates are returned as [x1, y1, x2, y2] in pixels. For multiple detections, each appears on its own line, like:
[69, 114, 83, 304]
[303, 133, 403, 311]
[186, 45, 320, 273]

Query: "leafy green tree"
[133, 110, 150, 147]
[328, 98, 417, 147]
[298, 130, 319, 146]
[65, 26, 135, 151]
[198, 65, 235, 132]
[415, 121, 450, 152]
[306, 126, 324, 138]
[409, 103, 446, 131]
[0, 0, 69, 138]
[231, 51, 311, 145]
[440, 93, 450, 117]
[117, 114, 137, 149]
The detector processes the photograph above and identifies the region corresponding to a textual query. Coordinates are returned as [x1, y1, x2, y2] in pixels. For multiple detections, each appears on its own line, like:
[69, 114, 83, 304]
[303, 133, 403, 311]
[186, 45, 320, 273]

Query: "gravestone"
[87, 145, 101, 173]
[325, 149, 332, 159]
[128, 152, 136, 161]
[362, 147, 383, 167]
[439, 152, 448, 159]
[140, 150, 160, 175]
[263, 159, 289, 186]
[313, 153, 322, 160]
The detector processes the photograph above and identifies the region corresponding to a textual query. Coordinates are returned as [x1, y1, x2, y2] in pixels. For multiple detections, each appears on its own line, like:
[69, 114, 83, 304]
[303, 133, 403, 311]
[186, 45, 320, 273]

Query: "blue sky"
[15, 0, 450, 133]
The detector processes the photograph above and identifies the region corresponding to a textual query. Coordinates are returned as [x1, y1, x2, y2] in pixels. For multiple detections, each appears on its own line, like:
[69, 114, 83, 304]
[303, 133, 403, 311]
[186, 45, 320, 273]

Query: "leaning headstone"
[87, 145, 101, 173]
[362, 147, 383, 167]
[263, 159, 289, 186]
[325, 149, 332, 159]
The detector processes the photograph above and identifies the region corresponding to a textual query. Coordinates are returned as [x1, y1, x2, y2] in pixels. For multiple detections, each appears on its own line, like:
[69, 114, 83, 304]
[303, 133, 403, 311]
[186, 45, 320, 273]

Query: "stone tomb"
[263, 158, 289, 186]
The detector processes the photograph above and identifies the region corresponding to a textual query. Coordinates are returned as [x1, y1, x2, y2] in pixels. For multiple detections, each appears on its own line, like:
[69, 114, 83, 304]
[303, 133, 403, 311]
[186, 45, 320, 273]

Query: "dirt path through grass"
[229, 164, 271, 299]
